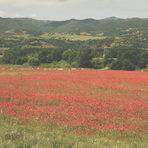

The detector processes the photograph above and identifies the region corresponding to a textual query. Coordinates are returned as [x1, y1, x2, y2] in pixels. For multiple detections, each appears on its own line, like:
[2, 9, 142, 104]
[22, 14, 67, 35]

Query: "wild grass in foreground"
[0, 117, 147, 148]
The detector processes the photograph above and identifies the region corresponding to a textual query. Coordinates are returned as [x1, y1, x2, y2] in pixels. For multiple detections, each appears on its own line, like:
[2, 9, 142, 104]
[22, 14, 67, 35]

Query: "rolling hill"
[0, 17, 148, 36]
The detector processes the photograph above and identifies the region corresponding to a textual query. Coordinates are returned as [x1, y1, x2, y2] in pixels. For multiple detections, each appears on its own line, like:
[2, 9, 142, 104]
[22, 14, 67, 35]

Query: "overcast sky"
[0, 0, 148, 20]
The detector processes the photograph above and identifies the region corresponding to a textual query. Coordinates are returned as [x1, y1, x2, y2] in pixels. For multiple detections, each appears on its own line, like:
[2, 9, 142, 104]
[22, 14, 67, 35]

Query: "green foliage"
[77, 47, 92, 68]
[0, 17, 43, 35]
[47, 60, 71, 68]
[91, 58, 104, 69]
[28, 57, 40, 66]
[120, 50, 140, 66]
[0, 57, 3, 63]
[0, 17, 148, 70]
[2, 50, 16, 64]
[104, 48, 148, 70]
[0, 50, 3, 55]
[0, 117, 147, 148]
[2, 50, 27, 65]
[105, 48, 119, 58]
[103, 58, 114, 67]
[137, 51, 148, 68]
[38, 49, 50, 63]
[1, 17, 148, 36]
[62, 49, 77, 64]
[15, 57, 27, 65]
[111, 59, 136, 71]
[1, 18, 148, 43]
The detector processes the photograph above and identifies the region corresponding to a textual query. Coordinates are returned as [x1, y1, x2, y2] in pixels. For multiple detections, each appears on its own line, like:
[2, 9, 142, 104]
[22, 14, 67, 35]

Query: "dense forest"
[0, 17, 148, 70]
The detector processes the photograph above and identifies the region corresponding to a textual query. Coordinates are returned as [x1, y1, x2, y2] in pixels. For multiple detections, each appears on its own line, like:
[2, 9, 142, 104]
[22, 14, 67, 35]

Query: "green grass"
[0, 48, 9, 51]
[41, 33, 107, 41]
[0, 61, 72, 70]
[0, 116, 147, 148]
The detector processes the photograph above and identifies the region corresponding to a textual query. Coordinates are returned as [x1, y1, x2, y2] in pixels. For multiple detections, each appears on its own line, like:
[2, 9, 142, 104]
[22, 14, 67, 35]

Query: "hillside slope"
[0, 17, 148, 36]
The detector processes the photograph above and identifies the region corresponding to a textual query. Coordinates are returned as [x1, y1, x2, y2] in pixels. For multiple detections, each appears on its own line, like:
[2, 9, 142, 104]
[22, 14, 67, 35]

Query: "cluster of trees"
[0, 36, 148, 71]
[105, 48, 148, 70]
[0, 38, 110, 66]
[1, 45, 148, 71]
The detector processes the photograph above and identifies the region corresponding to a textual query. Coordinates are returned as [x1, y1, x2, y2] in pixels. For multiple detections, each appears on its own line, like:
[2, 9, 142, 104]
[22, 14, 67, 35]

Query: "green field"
[41, 33, 107, 41]
[0, 118, 147, 148]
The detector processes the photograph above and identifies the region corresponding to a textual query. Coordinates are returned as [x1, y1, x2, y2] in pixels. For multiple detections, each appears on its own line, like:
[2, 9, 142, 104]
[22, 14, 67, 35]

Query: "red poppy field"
[0, 69, 148, 147]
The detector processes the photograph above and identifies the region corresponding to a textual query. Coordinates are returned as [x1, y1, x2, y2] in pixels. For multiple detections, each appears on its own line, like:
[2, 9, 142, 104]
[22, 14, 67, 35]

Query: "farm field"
[0, 69, 148, 147]
[43, 33, 107, 41]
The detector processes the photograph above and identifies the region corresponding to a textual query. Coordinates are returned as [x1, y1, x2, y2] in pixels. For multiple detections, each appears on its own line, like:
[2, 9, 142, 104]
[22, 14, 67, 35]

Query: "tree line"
[0, 38, 148, 71]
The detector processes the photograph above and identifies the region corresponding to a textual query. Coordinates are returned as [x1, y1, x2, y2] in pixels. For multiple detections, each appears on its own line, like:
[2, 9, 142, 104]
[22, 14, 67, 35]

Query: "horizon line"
[0, 16, 148, 21]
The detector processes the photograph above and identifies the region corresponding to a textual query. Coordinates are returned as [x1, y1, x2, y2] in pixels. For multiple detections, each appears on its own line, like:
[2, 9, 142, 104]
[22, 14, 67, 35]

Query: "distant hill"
[0, 17, 148, 35]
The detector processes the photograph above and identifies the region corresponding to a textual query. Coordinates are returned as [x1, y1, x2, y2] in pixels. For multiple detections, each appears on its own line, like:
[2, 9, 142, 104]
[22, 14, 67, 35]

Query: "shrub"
[91, 58, 104, 69]
[28, 58, 40, 66]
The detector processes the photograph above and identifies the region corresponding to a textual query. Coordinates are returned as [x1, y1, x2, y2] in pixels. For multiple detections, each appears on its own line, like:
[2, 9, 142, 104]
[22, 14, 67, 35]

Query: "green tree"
[91, 58, 104, 69]
[15, 57, 27, 65]
[120, 50, 140, 66]
[111, 59, 136, 71]
[2, 50, 16, 64]
[38, 49, 49, 63]
[62, 49, 76, 64]
[77, 47, 92, 68]
[138, 51, 148, 68]
[29, 57, 40, 66]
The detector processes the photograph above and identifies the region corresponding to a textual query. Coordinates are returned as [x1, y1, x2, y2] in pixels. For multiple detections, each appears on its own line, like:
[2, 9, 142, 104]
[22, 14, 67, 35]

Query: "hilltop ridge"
[0, 17, 148, 35]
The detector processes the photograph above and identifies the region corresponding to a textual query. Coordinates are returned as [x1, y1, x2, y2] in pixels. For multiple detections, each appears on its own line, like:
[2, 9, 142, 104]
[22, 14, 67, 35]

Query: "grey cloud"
[0, 0, 147, 20]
